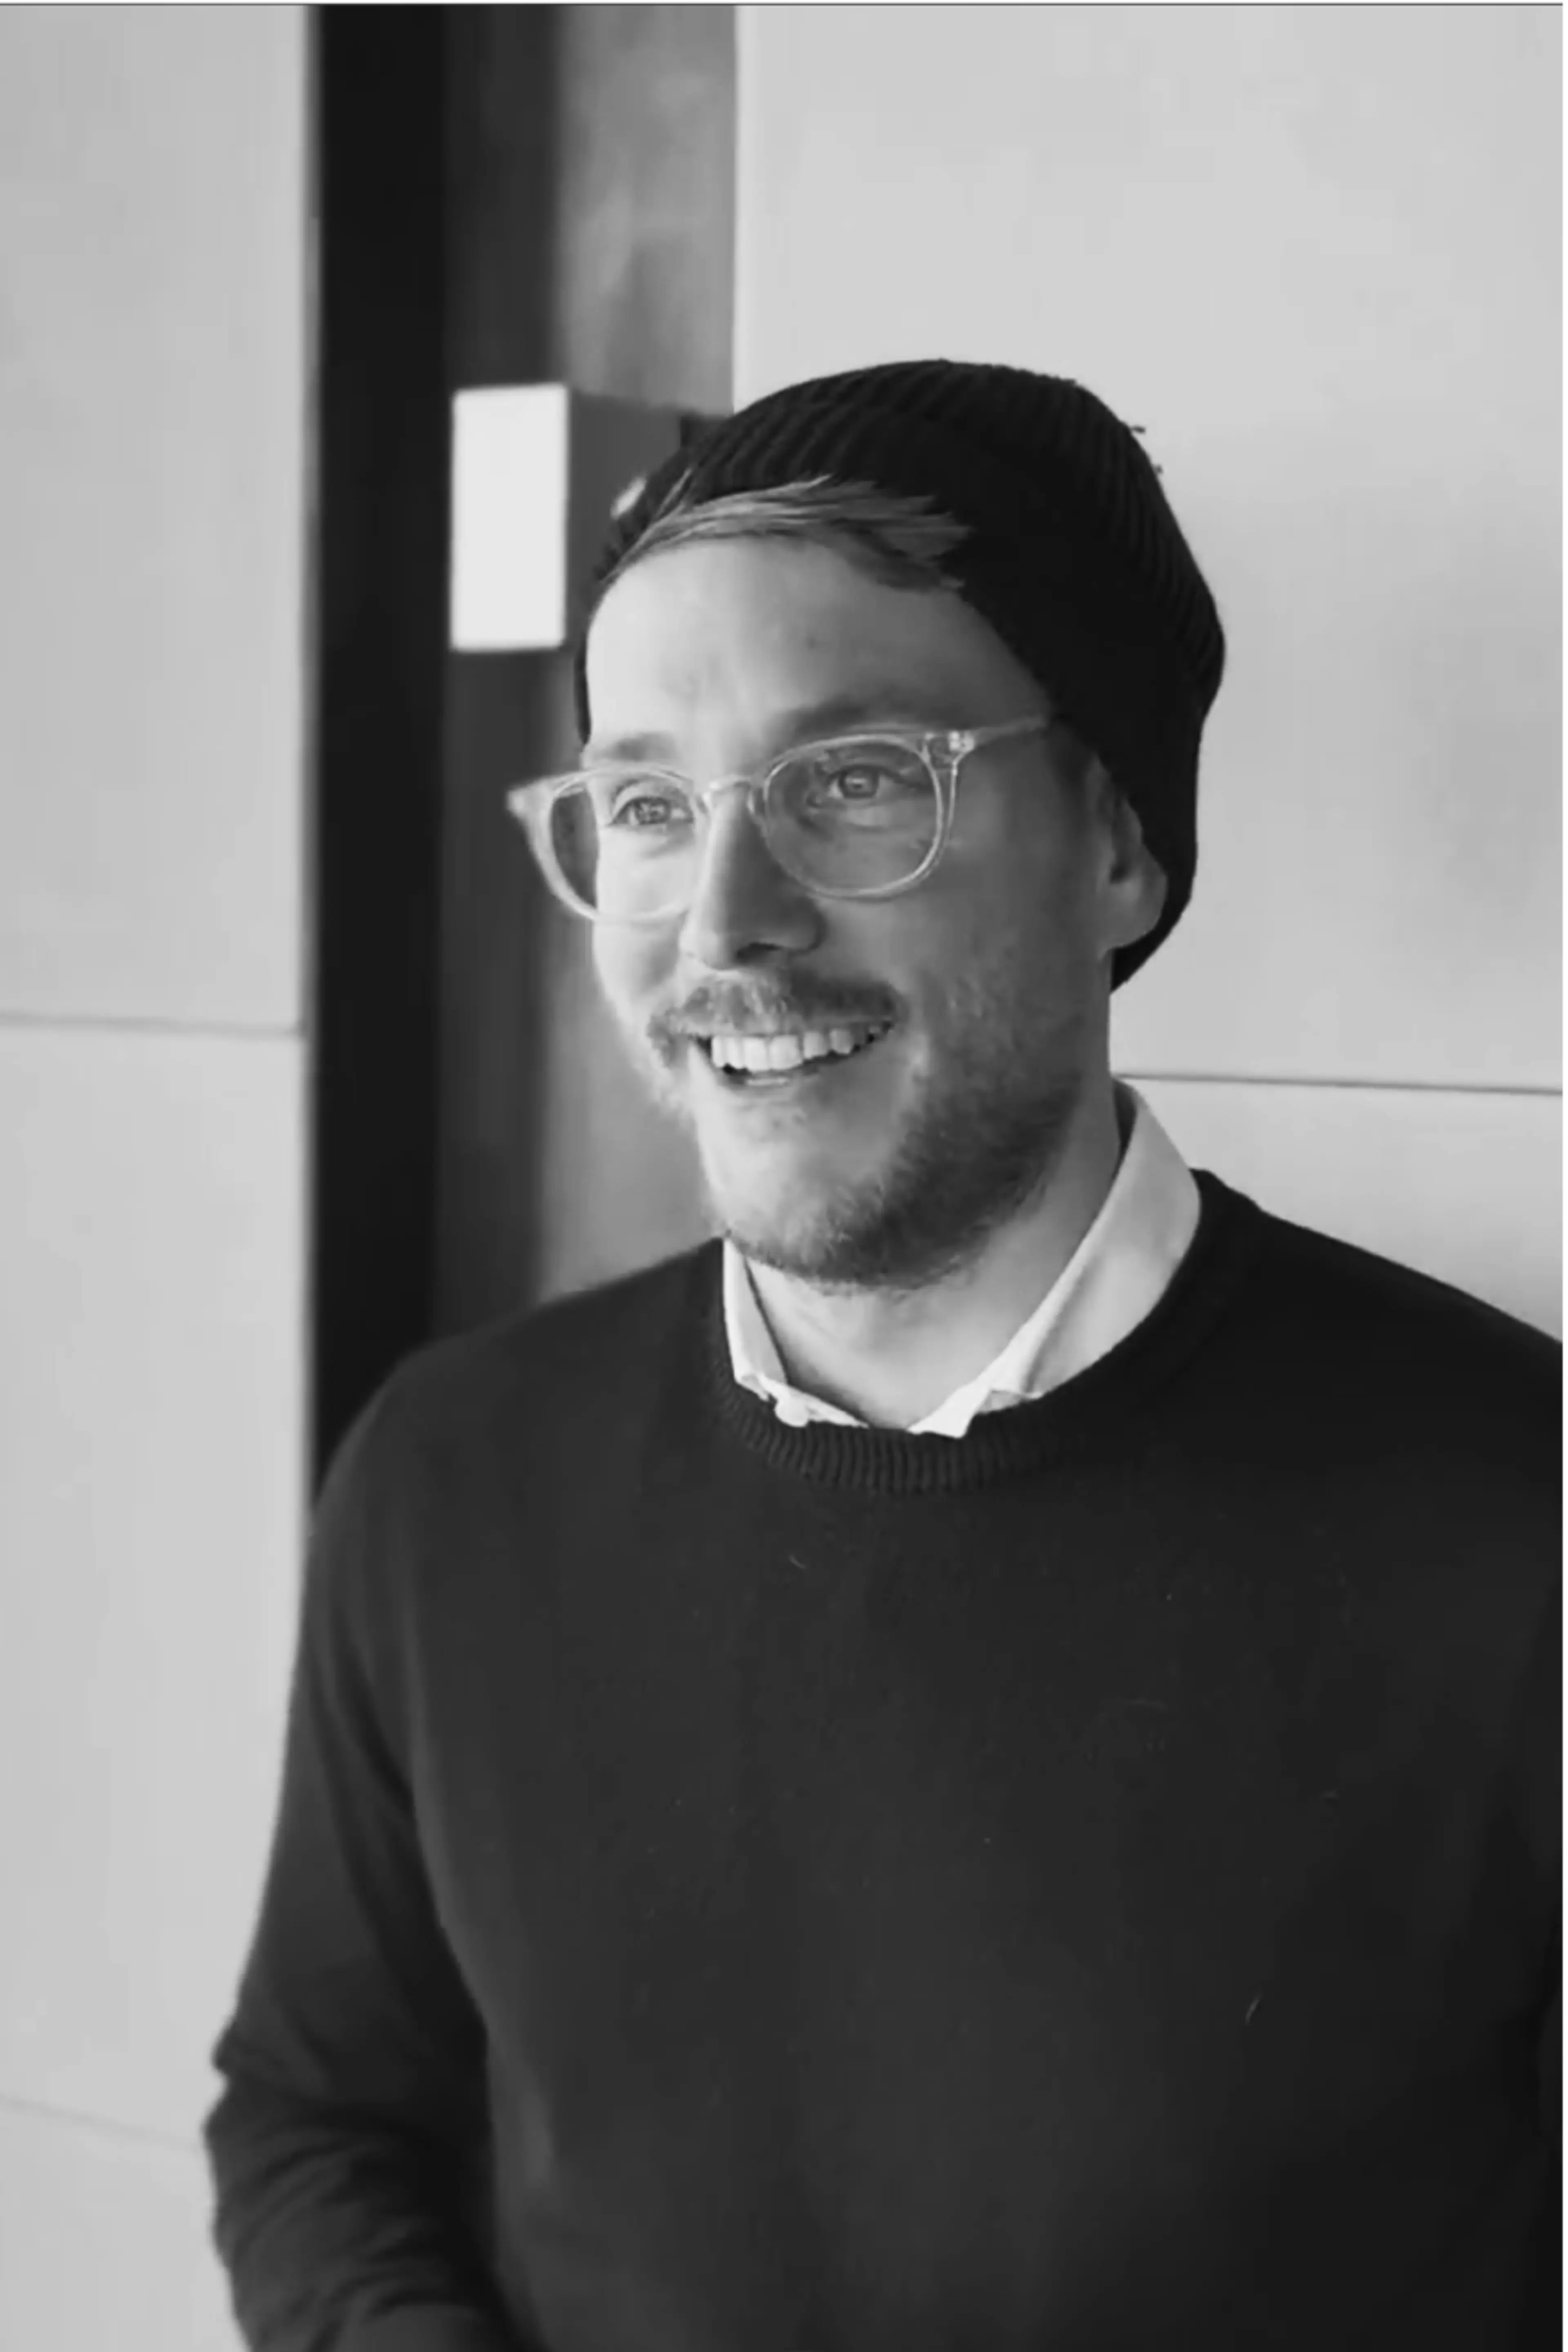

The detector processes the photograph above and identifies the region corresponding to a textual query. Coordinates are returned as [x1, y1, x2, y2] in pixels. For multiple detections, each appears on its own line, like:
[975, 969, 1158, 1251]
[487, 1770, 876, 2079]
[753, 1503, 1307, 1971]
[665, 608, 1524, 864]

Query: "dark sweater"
[205, 1173, 1561, 2352]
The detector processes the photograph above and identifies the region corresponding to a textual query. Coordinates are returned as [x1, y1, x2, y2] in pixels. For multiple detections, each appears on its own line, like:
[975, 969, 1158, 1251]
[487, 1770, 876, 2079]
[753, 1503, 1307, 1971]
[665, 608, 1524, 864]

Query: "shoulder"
[308, 1241, 719, 1608]
[1236, 1181, 1556, 1362]
[376, 1240, 718, 1441]
[1207, 1174, 1559, 1472]
[1200, 1185, 1559, 1728]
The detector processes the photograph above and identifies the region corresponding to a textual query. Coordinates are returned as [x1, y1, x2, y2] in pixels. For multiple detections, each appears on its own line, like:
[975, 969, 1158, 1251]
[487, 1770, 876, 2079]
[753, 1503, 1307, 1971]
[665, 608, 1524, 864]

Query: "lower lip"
[693, 1033, 891, 1097]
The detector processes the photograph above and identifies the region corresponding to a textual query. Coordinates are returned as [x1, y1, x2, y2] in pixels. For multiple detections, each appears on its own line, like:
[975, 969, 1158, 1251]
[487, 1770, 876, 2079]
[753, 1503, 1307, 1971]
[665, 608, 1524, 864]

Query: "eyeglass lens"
[546, 739, 942, 917]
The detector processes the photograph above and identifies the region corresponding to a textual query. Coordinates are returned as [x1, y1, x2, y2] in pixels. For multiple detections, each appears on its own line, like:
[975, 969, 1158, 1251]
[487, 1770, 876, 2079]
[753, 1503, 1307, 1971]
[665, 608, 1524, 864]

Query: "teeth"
[705, 1023, 891, 1075]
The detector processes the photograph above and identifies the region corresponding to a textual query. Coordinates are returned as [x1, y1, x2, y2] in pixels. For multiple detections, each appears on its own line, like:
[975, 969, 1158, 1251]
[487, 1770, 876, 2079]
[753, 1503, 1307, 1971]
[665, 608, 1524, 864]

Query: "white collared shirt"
[722, 1081, 1201, 1437]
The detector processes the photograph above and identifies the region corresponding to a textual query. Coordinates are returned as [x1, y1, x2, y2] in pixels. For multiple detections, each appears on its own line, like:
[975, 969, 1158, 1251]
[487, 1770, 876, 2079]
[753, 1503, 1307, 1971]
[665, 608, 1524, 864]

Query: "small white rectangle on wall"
[450, 385, 571, 650]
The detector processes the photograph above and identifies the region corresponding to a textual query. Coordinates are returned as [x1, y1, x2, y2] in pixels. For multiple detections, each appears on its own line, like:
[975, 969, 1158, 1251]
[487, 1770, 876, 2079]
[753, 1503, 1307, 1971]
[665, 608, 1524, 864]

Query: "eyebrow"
[583, 686, 969, 766]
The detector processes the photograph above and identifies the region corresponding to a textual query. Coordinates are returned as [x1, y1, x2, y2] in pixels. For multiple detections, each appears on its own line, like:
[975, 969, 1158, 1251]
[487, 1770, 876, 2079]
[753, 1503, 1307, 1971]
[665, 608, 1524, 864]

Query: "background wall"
[726, 1, 1561, 1332]
[0, 10, 308, 2342]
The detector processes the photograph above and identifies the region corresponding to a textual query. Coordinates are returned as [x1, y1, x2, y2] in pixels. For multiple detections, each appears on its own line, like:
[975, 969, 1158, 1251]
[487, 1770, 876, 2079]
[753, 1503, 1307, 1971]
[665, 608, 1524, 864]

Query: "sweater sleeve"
[203, 1382, 521, 2351]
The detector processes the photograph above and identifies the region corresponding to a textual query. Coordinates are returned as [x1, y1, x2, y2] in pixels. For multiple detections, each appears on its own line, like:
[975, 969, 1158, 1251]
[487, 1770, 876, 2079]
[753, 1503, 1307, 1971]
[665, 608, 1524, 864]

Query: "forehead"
[583, 537, 1038, 752]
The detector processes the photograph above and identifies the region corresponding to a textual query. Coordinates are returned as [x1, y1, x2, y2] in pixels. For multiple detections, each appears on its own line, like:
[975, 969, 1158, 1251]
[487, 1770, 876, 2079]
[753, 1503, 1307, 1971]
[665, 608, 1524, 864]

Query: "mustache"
[649, 980, 901, 1055]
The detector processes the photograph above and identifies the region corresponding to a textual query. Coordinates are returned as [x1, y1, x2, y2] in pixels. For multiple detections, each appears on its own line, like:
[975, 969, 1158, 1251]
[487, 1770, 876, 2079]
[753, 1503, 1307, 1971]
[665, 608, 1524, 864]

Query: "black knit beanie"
[573, 359, 1225, 988]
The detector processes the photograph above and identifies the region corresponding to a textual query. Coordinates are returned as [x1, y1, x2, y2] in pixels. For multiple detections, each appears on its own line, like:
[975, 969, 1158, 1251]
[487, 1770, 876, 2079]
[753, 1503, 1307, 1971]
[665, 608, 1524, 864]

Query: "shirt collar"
[722, 1080, 1200, 1437]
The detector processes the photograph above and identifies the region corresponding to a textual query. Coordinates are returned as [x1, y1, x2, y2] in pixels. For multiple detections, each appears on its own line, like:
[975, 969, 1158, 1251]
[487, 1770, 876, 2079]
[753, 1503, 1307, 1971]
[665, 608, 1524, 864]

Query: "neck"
[744, 1079, 1129, 1430]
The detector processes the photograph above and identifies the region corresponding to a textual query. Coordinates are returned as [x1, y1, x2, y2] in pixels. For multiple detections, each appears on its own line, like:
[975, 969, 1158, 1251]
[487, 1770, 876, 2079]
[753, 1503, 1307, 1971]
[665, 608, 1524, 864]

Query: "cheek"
[979, 833, 1099, 962]
[916, 873, 1093, 1042]
[592, 930, 668, 1025]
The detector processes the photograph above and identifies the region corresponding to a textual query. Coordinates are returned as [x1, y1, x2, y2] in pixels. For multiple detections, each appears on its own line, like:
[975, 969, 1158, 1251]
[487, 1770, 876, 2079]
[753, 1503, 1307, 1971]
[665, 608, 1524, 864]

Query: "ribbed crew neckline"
[701, 1171, 1261, 1495]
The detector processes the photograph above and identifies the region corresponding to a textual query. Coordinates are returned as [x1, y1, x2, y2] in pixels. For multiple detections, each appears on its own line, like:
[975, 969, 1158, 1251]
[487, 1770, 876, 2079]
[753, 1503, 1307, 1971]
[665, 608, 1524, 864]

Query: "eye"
[793, 741, 929, 815]
[598, 776, 694, 833]
[611, 790, 679, 829]
[823, 763, 890, 804]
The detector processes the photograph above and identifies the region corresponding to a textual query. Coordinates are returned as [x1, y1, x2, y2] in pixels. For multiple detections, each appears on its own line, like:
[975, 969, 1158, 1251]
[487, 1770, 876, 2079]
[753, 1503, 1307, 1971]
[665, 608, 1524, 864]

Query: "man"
[206, 361, 1560, 2350]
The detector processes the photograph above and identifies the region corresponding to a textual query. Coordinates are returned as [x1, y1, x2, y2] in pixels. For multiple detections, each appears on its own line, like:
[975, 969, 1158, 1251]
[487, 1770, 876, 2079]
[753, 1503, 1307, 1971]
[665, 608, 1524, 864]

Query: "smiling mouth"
[695, 1021, 895, 1088]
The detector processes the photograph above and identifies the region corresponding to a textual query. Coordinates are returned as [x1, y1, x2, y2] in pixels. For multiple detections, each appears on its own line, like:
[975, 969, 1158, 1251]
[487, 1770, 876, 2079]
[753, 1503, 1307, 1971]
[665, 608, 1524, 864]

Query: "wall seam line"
[0, 1012, 303, 1044]
[0, 2087, 197, 2157]
[0, 1018, 1556, 1099]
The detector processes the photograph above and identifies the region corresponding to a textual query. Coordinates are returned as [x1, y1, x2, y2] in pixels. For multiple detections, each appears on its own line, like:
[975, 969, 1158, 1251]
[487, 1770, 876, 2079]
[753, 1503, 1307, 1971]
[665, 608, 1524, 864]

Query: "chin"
[722, 1212, 879, 1291]
[695, 1119, 859, 1266]
[709, 1154, 988, 1294]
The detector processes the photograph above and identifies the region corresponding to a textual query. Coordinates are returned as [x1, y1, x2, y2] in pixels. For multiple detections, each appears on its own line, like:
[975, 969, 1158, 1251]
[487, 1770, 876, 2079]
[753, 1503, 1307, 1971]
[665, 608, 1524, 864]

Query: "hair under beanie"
[575, 359, 1226, 987]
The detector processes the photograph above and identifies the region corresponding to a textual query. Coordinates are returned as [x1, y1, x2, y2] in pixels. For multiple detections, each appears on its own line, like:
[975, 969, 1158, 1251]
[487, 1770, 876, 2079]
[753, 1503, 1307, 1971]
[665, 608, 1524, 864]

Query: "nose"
[676, 786, 824, 969]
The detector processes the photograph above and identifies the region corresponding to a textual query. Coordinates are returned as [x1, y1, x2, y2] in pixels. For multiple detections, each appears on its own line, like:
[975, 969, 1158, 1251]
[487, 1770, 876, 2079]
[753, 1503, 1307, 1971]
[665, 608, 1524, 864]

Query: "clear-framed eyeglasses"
[505, 714, 1055, 926]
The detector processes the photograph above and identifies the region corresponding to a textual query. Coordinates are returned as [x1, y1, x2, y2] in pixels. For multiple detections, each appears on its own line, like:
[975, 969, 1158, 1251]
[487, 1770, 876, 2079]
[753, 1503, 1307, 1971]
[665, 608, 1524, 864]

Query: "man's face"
[584, 535, 1154, 1291]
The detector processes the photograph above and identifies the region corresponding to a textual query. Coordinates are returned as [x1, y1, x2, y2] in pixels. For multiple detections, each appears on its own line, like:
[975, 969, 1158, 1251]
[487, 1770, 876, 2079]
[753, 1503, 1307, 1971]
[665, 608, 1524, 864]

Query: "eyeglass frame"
[505, 713, 1058, 926]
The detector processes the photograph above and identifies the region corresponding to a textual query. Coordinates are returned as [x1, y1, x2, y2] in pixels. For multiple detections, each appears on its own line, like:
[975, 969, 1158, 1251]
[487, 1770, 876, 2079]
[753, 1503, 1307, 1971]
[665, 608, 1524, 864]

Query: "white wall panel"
[0, 1026, 306, 2140]
[1136, 1076, 1561, 1337]
[738, 5, 1561, 1091]
[0, 9, 308, 1028]
[0, 2102, 238, 2350]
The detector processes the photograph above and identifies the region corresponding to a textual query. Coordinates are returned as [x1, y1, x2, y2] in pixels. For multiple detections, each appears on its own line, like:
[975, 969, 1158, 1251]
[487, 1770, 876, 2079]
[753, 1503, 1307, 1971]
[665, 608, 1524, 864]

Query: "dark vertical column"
[436, 7, 736, 1331]
[434, 8, 564, 1334]
[311, 9, 449, 1479]
[552, 4, 736, 412]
